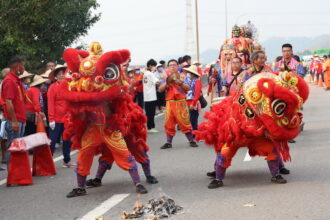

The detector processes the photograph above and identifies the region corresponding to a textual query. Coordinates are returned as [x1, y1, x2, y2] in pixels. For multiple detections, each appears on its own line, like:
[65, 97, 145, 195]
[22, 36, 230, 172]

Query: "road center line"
[78, 194, 130, 220]
[0, 149, 79, 186]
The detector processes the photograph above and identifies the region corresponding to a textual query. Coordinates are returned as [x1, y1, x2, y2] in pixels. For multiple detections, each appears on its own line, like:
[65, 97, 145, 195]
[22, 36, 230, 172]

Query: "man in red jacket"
[1, 57, 26, 165]
[48, 65, 75, 168]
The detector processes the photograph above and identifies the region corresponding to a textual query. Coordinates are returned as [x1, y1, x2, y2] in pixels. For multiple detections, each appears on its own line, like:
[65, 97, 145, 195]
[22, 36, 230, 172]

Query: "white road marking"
[243, 150, 252, 162]
[53, 149, 78, 162]
[0, 178, 6, 185]
[0, 149, 79, 186]
[78, 194, 130, 220]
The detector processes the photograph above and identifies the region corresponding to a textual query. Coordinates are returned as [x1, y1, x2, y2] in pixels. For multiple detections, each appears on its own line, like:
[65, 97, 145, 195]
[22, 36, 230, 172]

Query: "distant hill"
[262, 35, 330, 61]
[199, 35, 330, 64]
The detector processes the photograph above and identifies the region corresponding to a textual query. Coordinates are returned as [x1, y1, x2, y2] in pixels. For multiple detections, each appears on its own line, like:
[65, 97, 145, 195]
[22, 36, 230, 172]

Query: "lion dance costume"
[195, 71, 309, 188]
[59, 42, 157, 198]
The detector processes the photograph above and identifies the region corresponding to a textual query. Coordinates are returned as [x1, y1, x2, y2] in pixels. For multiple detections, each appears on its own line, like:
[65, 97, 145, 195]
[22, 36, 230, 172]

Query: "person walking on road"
[143, 59, 160, 133]
[158, 59, 198, 149]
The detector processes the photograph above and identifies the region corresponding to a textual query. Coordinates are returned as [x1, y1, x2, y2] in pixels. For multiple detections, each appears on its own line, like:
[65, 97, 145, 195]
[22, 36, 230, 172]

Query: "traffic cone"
[32, 114, 56, 176]
[318, 75, 324, 87]
[307, 74, 312, 83]
[325, 71, 330, 89]
[313, 75, 318, 85]
[7, 151, 33, 186]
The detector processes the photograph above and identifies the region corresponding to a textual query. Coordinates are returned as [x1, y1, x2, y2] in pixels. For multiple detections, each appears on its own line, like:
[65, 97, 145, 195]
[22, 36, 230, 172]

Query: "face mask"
[135, 70, 141, 74]
[187, 73, 191, 78]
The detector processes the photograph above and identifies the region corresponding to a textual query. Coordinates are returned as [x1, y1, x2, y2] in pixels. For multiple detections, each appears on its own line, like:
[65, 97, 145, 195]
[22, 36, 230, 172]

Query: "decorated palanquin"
[195, 71, 309, 183]
[224, 25, 249, 54]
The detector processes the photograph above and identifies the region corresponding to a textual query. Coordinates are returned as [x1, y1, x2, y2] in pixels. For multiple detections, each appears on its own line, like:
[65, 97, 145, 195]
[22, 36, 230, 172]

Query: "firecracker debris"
[122, 196, 183, 219]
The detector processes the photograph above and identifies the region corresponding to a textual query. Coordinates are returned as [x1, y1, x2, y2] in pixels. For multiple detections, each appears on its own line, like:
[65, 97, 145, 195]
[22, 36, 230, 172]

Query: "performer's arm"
[177, 79, 190, 92]
[158, 83, 167, 93]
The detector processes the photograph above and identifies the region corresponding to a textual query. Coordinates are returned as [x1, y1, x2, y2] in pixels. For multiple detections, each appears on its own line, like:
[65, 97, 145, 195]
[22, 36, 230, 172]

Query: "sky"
[78, 0, 330, 64]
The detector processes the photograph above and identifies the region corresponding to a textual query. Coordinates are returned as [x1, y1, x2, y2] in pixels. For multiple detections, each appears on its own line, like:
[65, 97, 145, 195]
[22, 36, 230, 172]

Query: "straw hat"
[19, 71, 33, 79]
[127, 66, 135, 73]
[183, 65, 200, 77]
[40, 69, 52, 79]
[192, 61, 201, 66]
[49, 64, 67, 81]
[30, 75, 48, 87]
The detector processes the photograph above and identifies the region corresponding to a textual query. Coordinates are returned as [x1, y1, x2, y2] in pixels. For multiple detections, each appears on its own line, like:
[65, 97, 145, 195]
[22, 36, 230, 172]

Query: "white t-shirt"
[143, 70, 158, 102]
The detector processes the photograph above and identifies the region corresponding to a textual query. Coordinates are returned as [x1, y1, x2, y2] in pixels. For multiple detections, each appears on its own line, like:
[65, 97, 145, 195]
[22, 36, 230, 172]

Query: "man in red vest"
[1, 57, 26, 165]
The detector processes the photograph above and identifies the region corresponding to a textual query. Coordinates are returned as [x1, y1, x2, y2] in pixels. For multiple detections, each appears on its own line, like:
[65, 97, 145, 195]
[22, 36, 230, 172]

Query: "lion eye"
[104, 64, 119, 80]
[272, 99, 286, 117]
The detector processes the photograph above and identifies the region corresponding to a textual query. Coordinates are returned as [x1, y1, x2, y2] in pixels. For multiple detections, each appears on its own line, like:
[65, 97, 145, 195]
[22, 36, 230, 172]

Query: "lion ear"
[296, 76, 309, 103]
[63, 48, 89, 73]
[118, 49, 131, 64]
[257, 78, 275, 97]
[96, 49, 131, 75]
[77, 50, 89, 58]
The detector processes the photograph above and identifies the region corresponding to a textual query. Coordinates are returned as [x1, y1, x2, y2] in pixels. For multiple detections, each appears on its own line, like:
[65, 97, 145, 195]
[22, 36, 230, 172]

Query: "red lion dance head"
[59, 42, 132, 149]
[195, 71, 309, 162]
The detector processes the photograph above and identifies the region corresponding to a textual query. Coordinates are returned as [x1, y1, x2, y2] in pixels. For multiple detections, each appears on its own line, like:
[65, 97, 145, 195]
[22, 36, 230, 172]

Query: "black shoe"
[136, 184, 148, 194]
[288, 139, 296, 143]
[86, 178, 102, 188]
[207, 171, 216, 178]
[208, 179, 224, 189]
[146, 175, 158, 184]
[189, 141, 198, 148]
[66, 188, 87, 198]
[160, 143, 172, 149]
[279, 167, 290, 175]
[271, 174, 287, 184]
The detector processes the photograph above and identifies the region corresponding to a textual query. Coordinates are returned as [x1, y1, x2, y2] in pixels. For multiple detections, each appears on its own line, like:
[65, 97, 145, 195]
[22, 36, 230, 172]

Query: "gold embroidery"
[103, 131, 128, 151]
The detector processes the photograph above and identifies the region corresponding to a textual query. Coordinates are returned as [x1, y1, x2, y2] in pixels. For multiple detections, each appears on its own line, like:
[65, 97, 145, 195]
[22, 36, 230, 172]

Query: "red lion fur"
[195, 72, 309, 162]
[63, 49, 89, 73]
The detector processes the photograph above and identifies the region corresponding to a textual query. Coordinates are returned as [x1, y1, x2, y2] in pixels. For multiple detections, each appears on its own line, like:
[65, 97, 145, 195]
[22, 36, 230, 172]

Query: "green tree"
[0, 0, 100, 73]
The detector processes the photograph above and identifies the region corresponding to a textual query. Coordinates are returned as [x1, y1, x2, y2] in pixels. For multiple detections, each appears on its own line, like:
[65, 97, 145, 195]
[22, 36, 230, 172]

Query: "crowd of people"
[0, 42, 325, 171]
[0, 51, 207, 183]
[307, 54, 330, 89]
[0, 59, 75, 171]
[0, 23, 325, 196]
[124, 55, 205, 149]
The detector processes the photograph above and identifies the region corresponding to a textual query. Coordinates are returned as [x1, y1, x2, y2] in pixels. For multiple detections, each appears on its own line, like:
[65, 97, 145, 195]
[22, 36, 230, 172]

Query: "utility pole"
[185, 0, 195, 59]
[225, 0, 228, 39]
[195, 0, 200, 61]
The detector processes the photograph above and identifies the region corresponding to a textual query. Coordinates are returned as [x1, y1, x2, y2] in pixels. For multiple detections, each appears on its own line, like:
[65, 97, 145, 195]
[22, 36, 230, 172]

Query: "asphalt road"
[0, 83, 329, 220]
